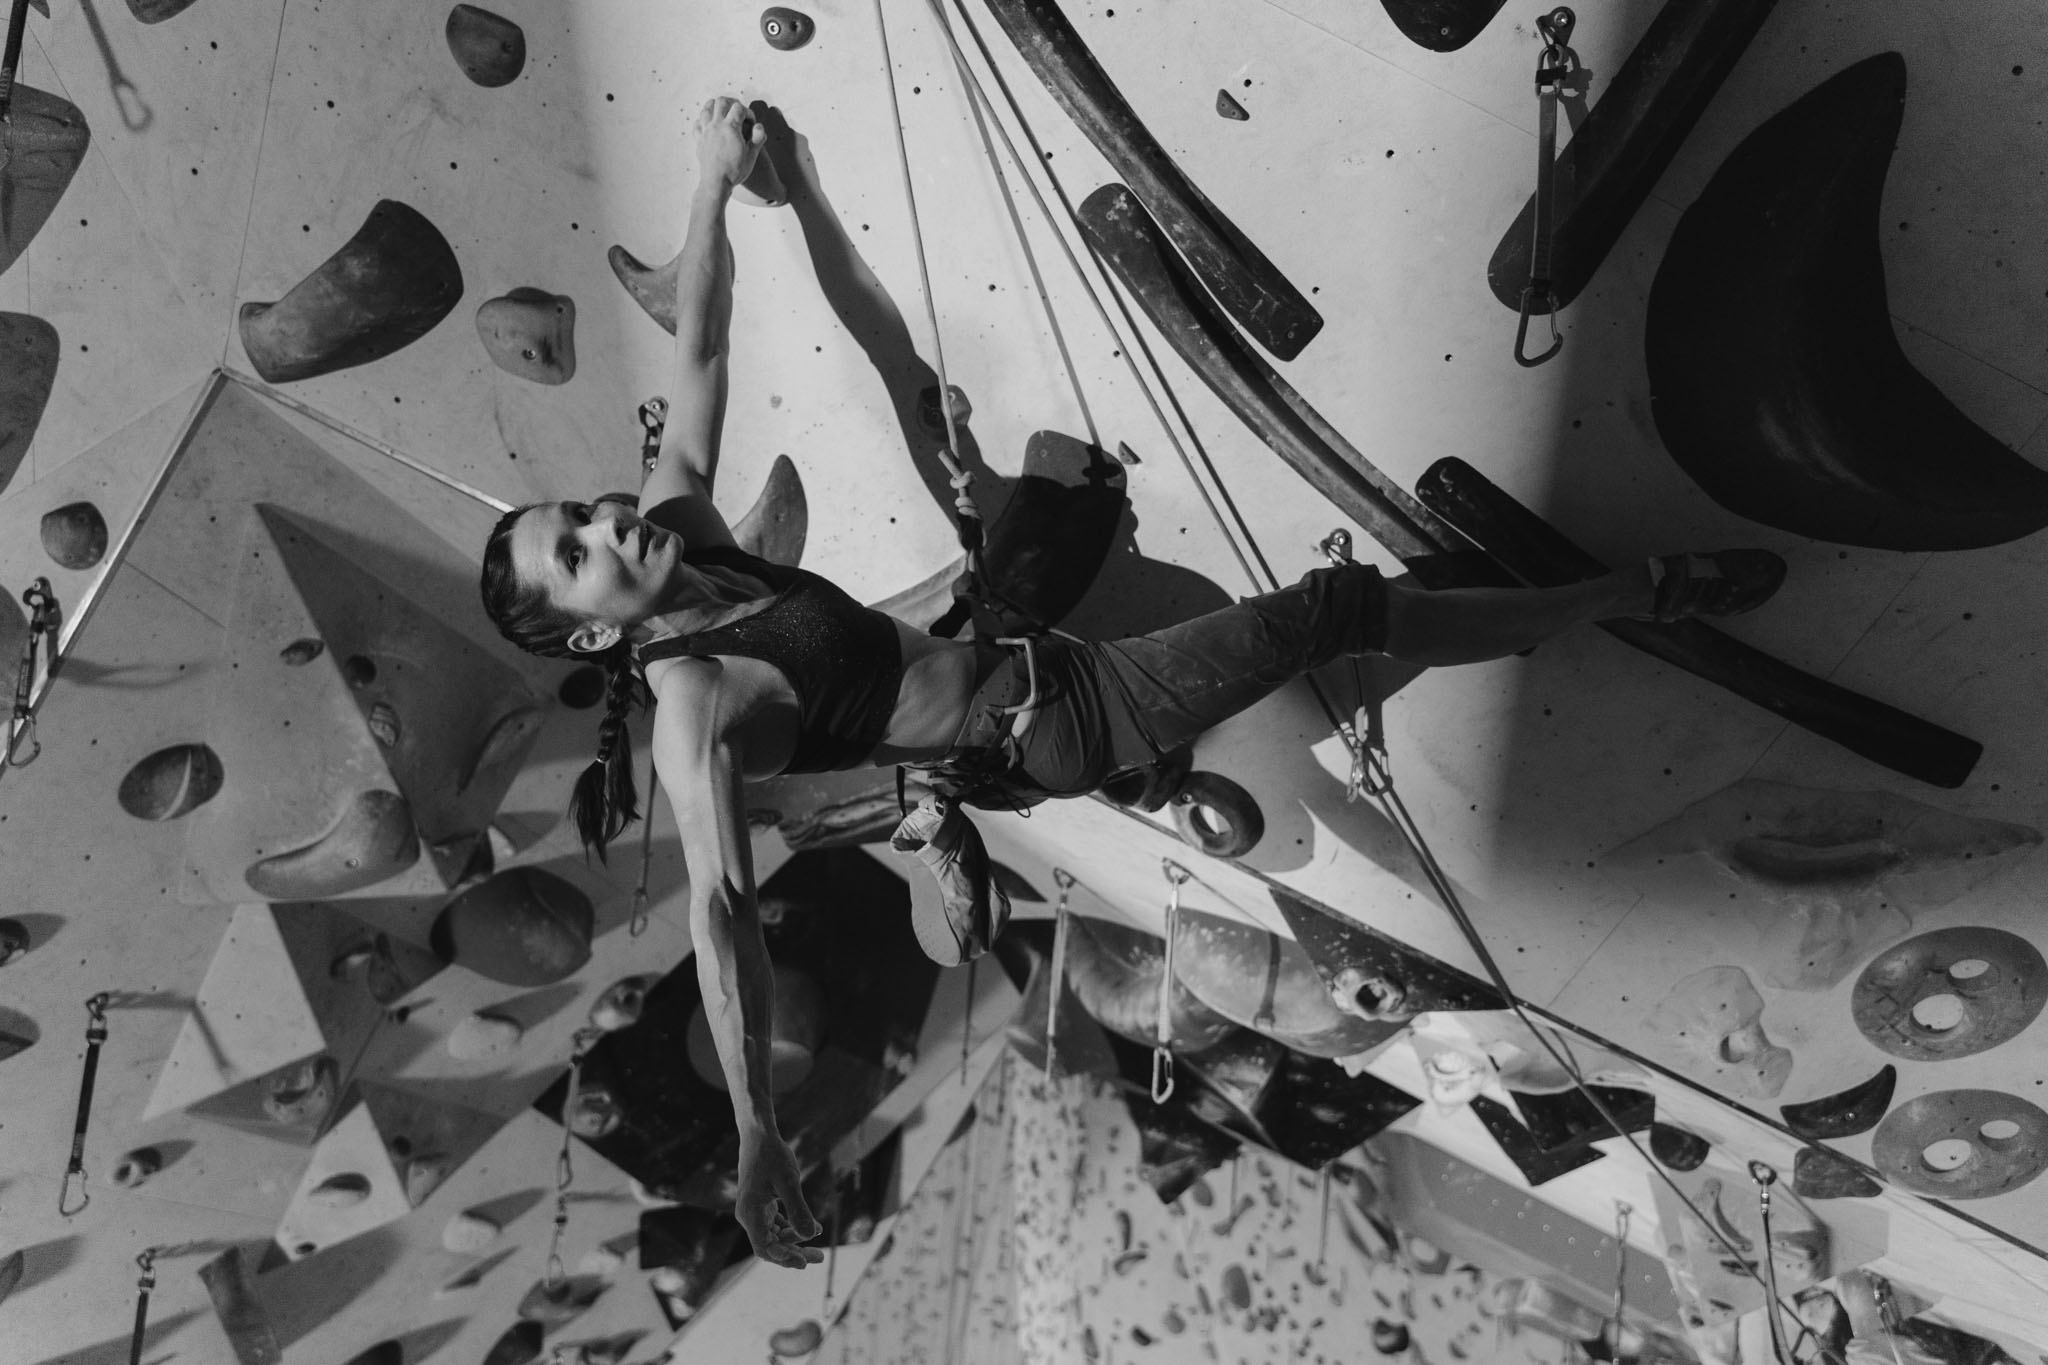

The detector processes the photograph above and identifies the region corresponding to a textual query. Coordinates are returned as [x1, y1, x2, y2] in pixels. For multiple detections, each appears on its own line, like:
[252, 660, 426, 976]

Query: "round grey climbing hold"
[476, 289, 576, 385]
[309, 1172, 373, 1209]
[40, 501, 108, 569]
[343, 655, 377, 687]
[589, 975, 653, 1032]
[112, 1146, 163, 1188]
[760, 6, 814, 50]
[447, 4, 527, 87]
[770, 1322, 823, 1356]
[448, 1011, 523, 1061]
[118, 743, 225, 820]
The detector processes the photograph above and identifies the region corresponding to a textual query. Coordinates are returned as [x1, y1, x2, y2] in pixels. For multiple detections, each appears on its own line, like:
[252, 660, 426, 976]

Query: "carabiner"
[1535, 6, 1575, 76]
[1514, 286, 1564, 367]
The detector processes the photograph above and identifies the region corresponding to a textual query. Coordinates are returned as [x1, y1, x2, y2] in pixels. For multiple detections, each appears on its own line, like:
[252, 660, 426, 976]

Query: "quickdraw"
[545, 1026, 606, 1286]
[1750, 1161, 1793, 1365]
[1606, 1201, 1632, 1359]
[1514, 6, 1576, 368]
[60, 992, 110, 1216]
[1043, 868, 1075, 1080]
[6, 577, 60, 774]
[127, 1246, 158, 1365]
[1152, 859, 1189, 1102]
[1315, 531, 1389, 804]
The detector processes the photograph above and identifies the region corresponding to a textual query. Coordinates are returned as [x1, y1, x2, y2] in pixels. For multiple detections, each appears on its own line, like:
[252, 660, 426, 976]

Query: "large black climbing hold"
[1487, 0, 1779, 314]
[983, 0, 1322, 360]
[118, 743, 226, 821]
[1792, 1145, 1883, 1199]
[1470, 1094, 1607, 1185]
[760, 6, 814, 50]
[0, 917, 29, 967]
[1099, 742, 1193, 814]
[979, 430, 1127, 634]
[1648, 54, 2048, 550]
[1511, 1085, 1655, 1156]
[0, 87, 90, 281]
[243, 789, 421, 898]
[1171, 771, 1264, 859]
[1413, 455, 1984, 789]
[1649, 1121, 1710, 1171]
[446, 4, 527, 87]
[41, 501, 108, 569]
[1780, 1065, 1897, 1140]
[0, 313, 60, 499]
[1376, 0, 1507, 51]
[1125, 1088, 1240, 1203]
[481, 1321, 544, 1365]
[433, 866, 594, 985]
[125, 0, 200, 21]
[239, 200, 464, 384]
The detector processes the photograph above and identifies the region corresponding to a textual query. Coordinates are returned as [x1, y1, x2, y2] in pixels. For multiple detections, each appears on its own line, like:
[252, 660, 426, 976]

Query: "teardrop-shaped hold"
[1648, 53, 2048, 550]
[343, 655, 377, 688]
[263, 1056, 339, 1127]
[111, 1146, 164, 1187]
[125, 0, 200, 21]
[0, 918, 29, 967]
[760, 6, 814, 50]
[40, 501, 108, 570]
[0, 1027, 35, 1063]
[0, 88, 90, 283]
[1215, 89, 1248, 121]
[476, 288, 576, 384]
[244, 789, 421, 898]
[605, 244, 681, 336]
[517, 1274, 605, 1326]
[589, 974, 655, 1032]
[342, 1343, 403, 1365]
[367, 701, 401, 748]
[279, 637, 325, 665]
[0, 313, 61, 498]
[1372, 1318, 1411, 1353]
[443, 1209, 501, 1252]
[118, 743, 225, 820]
[731, 455, 808, 568]
[432, 866, 594, 985]
[458, 705, 543, 793]
[447, 1011, 523, 1060]
[1780, 1065, 1898, 1140]
[1649, 1121, 1710, 1171]
[1375, 0, 1508, 51]
[482, 1321, 544, 1365]
[1792, 1145, 1884, 1199]
[239, 200, 465, 384]
[309, 1172, 374, 1209]
[446, 4, 526, 87]
[0, 1249, 25, 1307]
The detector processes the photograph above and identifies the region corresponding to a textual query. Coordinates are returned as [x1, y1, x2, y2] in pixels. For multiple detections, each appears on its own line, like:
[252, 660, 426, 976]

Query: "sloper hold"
[40, 501, 108, 569]
[482, 1321, 544, 1365]
[731, 453, 808, 567]
[1647, 53, 2048, 550]
[245, 789, 420, 898]
[1792, 1146, 1883, 1199]
[1214, 89, 1248, 121]
[431, 866, 594, 985]
[760, 6, 814, 50]
[1780, 1065, 1897, 1140]
[0, 88, 90, 280]
[240, 200, 464, 384]
[476, 288, 576, 384]
[1649, 1122, 1710, 1171]
[118, 742, 225, 820]
[1376, 0, 1509, 51]
[446, 4, 527, 86]
[606, 244, 681, 336]
[0, 313, 60, 497]
[1272, 886, 1504, 1017]
[1169, 905, 1400, 1058]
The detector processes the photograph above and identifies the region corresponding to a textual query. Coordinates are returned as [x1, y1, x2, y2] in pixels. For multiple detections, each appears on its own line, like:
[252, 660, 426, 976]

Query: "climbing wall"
[4, 0, 2048, 1360]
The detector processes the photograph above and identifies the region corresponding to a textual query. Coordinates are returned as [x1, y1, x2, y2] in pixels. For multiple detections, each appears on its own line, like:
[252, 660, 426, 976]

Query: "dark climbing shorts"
[937, 561, 1388, 803]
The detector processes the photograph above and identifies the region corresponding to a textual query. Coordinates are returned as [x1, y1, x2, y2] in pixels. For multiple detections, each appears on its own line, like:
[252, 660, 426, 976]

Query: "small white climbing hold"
[447, 1011, 523, 1061]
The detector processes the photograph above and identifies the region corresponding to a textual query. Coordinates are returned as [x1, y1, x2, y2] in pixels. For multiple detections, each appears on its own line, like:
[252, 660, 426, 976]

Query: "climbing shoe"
[890, 795, 1010, 967]
[1644, 550, 1787, 623]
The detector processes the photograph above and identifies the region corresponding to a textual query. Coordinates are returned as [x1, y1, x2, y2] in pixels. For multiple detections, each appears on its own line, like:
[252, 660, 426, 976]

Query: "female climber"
[478, 96, 1787, 1269]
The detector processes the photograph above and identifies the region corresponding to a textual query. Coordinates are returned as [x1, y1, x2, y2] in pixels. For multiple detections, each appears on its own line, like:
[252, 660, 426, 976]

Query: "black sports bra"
[636, 543, 905, 773]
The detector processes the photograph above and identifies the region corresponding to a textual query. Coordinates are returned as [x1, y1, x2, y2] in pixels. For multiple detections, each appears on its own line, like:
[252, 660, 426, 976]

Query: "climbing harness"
[59, 992, 110, 1216]
[1043, 868, 1075, 1080]
[1152, 859, 1189, 1102]
[1515, 6, 1576, 367]
[5, 577, 59, 774]
[545, 1026, 605, 1286]
[126, 1246, 158, 1365]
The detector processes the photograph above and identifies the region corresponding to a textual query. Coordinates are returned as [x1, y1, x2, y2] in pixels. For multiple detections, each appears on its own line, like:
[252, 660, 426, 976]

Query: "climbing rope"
[630, 747, 658, 937]
[126, 1246, 157, 1365]
[58, 992, 110, 1216]
[5, 577, 59, 774]
[1152, 859, 1189, 1102]
[1751, 1161, 1795, 1365]
[1605, 1201, 1632, 1360]
[1515, 6, 1575, 367]
[545, 1026, 605, 1286]
[870, 0, 983, 565]
[1043, 868, 1075, 1079]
